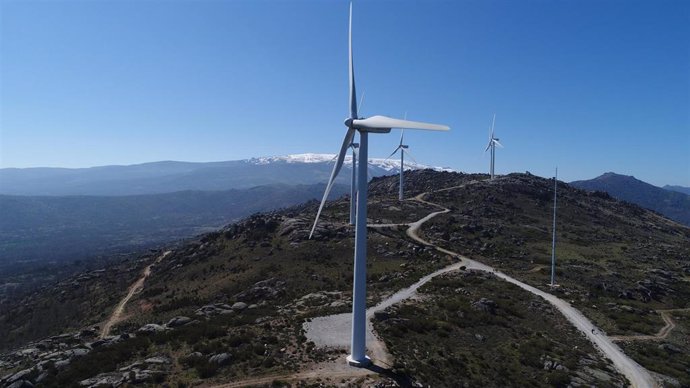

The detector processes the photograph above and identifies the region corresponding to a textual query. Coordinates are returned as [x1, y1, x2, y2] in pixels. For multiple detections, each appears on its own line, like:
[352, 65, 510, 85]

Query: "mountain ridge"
[570, 172, 690, 226]
[0, 154, 451, 196]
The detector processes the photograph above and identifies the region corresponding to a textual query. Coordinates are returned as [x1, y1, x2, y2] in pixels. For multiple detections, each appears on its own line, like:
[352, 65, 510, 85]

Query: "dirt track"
[216, 181, 659, 387]
[610, 308, 690, 342]
[100, 251, 171, 338]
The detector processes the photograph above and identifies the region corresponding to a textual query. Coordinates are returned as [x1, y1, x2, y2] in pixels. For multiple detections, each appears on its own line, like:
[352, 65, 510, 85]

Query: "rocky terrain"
[1, 170, 688, 387]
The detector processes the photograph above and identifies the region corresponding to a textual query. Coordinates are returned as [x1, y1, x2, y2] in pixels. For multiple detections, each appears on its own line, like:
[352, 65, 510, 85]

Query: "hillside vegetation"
[1, 171, 688, 387]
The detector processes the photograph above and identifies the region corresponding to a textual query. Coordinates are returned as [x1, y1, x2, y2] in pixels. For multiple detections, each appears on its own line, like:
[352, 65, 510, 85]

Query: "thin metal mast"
[399, 148, 404, 200]
[550, 167, 558, 286]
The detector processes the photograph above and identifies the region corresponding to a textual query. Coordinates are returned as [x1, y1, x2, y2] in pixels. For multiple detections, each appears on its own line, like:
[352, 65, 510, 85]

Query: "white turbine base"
[346, 354, 372, 367]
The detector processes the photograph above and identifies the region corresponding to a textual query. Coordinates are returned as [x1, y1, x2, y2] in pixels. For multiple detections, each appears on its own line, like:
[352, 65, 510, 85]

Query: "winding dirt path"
[405, 187, 658, 388]
[610, 308, 690, 342]
[100, 251, 171, 338]
[526, 265, 547, 273]
[218, 181, 660, 387]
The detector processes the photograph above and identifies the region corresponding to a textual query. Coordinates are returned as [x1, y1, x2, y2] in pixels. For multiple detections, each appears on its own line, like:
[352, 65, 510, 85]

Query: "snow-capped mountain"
[249, 153, 454, 172]
[0, 154, 453, 196]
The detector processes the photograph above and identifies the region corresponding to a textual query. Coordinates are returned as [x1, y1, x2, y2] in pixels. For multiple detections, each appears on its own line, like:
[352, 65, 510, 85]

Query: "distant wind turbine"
[550, 167, 558, 287]
[484, 114, 503, 180]
[385, 130, 411, 201]
[310, 3, 450, 367]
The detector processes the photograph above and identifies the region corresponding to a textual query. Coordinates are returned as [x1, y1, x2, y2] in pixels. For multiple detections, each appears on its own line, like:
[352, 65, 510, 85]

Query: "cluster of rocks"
[614, 275, 674, 302]
[234, 277, 286, 303]
[195, 301, 259, 317]
[277, 216, 347, 242]
[78, 356, 171, 387]
[540, 355, 569, 372]
[470, 298, 497, 314]
[0, 316, 197, 387]
[603, 303, 652, 316]
[527, 299, 553, 315]
[0, 331, 95, 388]
[569, 354, 627, 386]
[294, 291, 346, 309]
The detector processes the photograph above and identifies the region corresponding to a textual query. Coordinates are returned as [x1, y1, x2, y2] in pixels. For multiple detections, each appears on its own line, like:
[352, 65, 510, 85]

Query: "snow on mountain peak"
[248, 153, 454, 172]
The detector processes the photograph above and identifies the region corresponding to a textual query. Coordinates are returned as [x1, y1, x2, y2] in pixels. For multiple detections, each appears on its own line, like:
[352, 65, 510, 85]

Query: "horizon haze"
[1, 0, 688, 187]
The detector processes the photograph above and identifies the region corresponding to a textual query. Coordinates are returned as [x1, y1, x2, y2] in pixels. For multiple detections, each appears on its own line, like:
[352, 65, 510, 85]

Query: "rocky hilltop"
[1, 170, 688, 387]
[571, 172, 690, 226]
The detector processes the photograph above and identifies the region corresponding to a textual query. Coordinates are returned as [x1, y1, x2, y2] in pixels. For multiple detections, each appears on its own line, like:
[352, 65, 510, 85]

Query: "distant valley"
[0, 154, 439, 295]
[0, 154, 441, 263]
[0, 154, 440, 196]
[0, 183, 346, 264]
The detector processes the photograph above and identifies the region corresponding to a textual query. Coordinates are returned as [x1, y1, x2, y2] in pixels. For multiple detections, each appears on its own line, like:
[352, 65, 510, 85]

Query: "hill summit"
[570, 172, 690, 226]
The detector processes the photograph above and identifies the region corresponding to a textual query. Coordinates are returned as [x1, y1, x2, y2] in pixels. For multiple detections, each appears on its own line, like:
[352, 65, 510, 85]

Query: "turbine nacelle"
[344, 117, 391, 133]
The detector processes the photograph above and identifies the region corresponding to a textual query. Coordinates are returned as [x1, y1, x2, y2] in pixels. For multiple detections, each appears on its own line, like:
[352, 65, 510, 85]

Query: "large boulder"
[471, 298, 497, 314]
[7, 380, 35, 388]
[209, 353, 232, 365]
[138, 323, 166, 333]
[166, 316, 193, 328]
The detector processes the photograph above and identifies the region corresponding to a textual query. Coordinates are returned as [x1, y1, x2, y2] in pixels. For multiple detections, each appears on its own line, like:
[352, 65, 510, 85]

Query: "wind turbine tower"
[349, 142, 359, 225]
[485, 114, 503, 179]
[550, 167, 558, 287]
[310, 3, 449, 367]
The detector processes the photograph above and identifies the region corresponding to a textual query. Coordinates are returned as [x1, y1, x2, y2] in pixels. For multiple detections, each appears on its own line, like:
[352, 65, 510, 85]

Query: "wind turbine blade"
[399, 128, 404, 146]
[490, 113, 496, 139]
[349, 2, 357, 119]
[484, 141, 492, 152]
[494, 140, 504, 148]
[402, 148, 419, 166]
[358, 91, 365, 116]
[310, 128, 356, 239]
[383, 146, 402, 162]
[353, 115, 449, 131]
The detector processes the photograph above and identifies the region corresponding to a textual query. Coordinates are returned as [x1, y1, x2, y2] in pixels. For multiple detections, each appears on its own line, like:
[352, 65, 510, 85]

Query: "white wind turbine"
[484, 114, 503, 180]
[310, 3, 449, 367]
[385, 129, 411, 201]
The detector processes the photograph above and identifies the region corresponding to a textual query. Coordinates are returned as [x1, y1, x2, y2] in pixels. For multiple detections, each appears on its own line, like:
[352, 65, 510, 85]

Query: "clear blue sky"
[1, 0, 688, 186]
